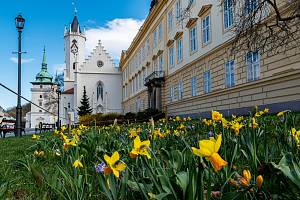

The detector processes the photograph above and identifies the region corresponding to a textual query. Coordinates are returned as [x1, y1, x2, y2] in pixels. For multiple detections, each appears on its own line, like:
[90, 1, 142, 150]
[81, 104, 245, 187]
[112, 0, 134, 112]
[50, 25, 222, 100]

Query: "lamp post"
[56, 88, 61, 130]
[15, 14, 25, 137]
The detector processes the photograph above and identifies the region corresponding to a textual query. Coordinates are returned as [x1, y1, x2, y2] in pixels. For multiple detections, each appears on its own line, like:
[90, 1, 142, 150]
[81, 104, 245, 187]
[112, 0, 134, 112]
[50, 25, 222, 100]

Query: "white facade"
[26, 85, 58, 128]
[60, 15, 122, 125]
[26, 48, 58, 128]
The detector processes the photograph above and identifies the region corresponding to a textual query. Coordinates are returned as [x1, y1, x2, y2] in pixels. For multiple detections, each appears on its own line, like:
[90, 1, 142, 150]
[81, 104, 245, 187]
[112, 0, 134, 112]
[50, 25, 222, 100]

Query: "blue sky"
[0, 0, 150, 109]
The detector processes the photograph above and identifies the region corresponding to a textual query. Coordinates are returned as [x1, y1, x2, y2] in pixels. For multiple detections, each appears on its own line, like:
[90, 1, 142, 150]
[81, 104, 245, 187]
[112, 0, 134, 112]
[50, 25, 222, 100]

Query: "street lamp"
[51, 84, 62, 130]
[15, 14, 25, 137]
[56, 88, 62, 130]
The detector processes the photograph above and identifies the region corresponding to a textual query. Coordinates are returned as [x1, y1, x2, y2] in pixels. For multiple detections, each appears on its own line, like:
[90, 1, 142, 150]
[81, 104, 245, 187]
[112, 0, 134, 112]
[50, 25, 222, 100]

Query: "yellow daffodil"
[151, 128, 166, 139]
[251, 117, 258, 128]
[212, 111, 223, 122]
[173, 130, 180, 136]
[148, 192, 156, 199]
[129, 128, 141, 138]
[255, 111, 264, 117]
[73, 159, 83, 168]
[60, 126, 66, 132]
[192, 134, 227, 171]
[221, 118, 229, 129]
[291, 128, 300, 147]
[256, 175, 263, 188]
[79, 124, 86, 130]
[187, 117, 192, 121]
[177, 123, 185, 130]
[264, 108, 269, 113]
[53, 129, 60, 135]
[277, 111, 286, 117]
[240, 169, 251, 187]
[231, 122, 244, 135]
[63, 137, 77, 150]
[34, 150, 45, 157]
[103, 151, 126, 178]
[129, 136, 151, 159]
[32, 134, 40, 140]
[202, 119, 213, 126]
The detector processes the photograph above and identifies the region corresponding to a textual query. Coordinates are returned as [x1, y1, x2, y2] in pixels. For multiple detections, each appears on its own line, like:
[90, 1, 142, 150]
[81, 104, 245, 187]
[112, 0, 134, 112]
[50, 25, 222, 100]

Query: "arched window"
[97, 82, 104, 100]
[73, 62, 76, 70]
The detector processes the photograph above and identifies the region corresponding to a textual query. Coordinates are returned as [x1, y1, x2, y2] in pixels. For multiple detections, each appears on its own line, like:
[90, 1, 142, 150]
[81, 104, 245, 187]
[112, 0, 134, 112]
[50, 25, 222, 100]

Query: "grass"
[0, 133, 50, 199]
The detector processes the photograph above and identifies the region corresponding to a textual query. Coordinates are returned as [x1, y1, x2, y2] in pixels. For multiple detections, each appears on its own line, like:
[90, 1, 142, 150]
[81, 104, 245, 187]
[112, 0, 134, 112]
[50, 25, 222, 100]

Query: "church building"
[60, 14, 122, 125]
[25, 47, 58, 128]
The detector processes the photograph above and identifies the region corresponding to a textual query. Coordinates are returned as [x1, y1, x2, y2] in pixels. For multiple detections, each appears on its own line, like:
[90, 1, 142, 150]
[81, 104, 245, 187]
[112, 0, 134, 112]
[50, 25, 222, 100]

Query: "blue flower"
[95, 162, 106, 173]
[207, 131, 214, 138]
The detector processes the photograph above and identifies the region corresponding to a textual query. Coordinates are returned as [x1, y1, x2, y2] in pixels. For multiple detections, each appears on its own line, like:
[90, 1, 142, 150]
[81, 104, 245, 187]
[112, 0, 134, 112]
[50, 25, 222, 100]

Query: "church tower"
[64, 13, 86, 91]
[25, 47, 57, 128]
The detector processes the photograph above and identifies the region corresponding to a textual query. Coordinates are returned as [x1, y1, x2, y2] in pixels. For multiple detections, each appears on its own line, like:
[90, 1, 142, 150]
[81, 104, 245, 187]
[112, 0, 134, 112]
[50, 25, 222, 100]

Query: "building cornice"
[120, 0, 167, 69]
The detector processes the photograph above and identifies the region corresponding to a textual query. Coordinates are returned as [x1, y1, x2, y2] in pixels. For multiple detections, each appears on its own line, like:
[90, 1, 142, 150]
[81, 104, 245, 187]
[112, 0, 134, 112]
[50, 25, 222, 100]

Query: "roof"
[71, 15, 81, 33]
[62, 88, 74, 94]
[32, 47, 53, 84]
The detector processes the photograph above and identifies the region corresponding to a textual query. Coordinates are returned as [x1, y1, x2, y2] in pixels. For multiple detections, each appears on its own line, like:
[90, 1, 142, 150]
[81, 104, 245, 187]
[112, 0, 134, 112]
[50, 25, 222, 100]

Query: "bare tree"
[43, 91, 58, 114]
[222, 0, 300, 55]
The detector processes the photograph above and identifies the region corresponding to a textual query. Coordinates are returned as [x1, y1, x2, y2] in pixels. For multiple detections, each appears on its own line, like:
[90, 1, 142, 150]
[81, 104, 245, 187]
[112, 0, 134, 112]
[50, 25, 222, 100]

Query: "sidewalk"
[1, 128, 39, 138]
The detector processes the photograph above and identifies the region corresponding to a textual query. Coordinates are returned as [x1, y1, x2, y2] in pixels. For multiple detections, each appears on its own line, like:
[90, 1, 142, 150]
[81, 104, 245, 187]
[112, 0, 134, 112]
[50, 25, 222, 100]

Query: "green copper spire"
[32, 46, 53, 84]
[42, 46, 47, 70]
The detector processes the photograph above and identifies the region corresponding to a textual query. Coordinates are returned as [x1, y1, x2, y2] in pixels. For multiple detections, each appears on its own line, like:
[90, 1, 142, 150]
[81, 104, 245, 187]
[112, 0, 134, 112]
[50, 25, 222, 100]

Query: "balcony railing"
[144, 71, 165, 86]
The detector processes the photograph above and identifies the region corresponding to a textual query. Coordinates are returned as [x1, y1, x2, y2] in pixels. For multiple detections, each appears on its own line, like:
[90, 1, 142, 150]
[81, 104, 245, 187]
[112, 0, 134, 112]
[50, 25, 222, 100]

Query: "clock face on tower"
[71, 40, 78, 55]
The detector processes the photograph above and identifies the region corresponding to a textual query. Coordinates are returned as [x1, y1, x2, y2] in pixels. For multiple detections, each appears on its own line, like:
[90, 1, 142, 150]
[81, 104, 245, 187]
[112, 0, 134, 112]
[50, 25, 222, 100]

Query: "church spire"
[71, 1, 81, 33]
[32, 46, 53, 84]
[42, 46, 47, 70]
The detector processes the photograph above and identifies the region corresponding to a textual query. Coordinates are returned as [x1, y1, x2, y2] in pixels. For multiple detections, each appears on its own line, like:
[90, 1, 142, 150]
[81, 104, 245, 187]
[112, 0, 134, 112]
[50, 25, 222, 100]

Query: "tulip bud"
[256, 175, 263, 189]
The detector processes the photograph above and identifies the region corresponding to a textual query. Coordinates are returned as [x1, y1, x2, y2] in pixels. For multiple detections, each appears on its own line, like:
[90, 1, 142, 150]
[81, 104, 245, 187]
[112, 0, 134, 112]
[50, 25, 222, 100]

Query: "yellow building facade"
[120, 0, 300, 117]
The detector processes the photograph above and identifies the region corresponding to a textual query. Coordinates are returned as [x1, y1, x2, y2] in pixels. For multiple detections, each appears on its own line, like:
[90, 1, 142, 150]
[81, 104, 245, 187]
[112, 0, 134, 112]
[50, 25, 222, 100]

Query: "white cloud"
[52, 63, 65, 74]
[10, 57, 35, 64]
[85, 18, 144, 61]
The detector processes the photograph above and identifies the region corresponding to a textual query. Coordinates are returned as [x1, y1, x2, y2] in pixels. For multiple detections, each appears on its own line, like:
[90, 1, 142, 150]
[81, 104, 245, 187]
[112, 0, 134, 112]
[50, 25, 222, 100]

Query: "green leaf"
[176, 171, 189, 197]
[272, 153, 300, 189]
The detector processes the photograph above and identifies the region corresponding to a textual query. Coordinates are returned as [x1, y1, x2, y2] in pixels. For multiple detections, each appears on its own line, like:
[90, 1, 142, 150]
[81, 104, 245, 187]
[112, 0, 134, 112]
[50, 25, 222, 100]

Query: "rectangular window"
[176, 0, 181, 20]
[158, 23, 163, 42]
[142, 70, 145, 86]
[246, 50, 260, 81]
[244, 0, 258, 15]
[225, 60, 235, 88]
[177, 38, 183, 63]
[137, 76, 139, 91]
[189, 26, 197, 52]
[178, 80, 183, 100]
[159, 54, 163, 71]
[168, 10, 173, 32]
[224, 0, 234, 29]
[147, 38, 150, 55]
[191, 76, 197, 96]
[142, 44, 145, 61]
[169, 85, 175, 102]
[153, 58, 158, 72]
[202, 15, 211, 44]
[203, 70, 211, 94]
[39, 102, 42, 106]
[169, 46, 175, 68]
[153, 30, 157, 48]
[139, 73, 143, 89]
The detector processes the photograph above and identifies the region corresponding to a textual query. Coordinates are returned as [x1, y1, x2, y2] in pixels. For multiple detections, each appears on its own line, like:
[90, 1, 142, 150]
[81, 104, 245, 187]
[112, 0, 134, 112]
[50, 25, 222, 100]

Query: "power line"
[0, 83, 61, 118]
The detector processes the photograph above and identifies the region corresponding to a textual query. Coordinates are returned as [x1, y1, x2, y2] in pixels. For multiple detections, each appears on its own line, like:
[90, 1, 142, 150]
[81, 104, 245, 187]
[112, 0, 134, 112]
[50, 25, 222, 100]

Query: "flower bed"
[20, 109, 300, 199]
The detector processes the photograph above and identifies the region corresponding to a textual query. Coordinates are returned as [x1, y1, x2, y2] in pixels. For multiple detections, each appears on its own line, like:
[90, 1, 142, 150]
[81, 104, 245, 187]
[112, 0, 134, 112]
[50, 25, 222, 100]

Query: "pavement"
[0, 128, 40, 138]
